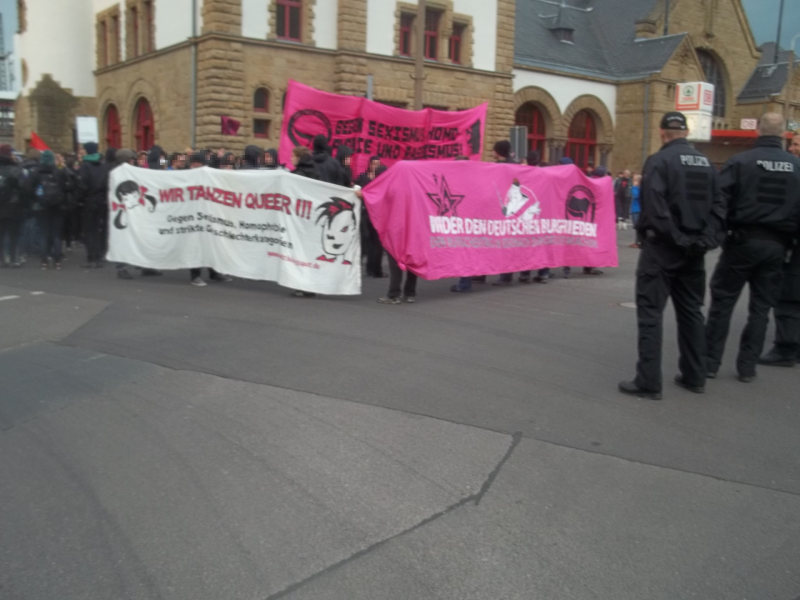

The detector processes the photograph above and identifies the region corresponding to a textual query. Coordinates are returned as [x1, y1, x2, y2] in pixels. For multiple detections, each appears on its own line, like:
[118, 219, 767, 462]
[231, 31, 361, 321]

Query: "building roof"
[514, 0, 686, 80]
[738, 42, 794, 102]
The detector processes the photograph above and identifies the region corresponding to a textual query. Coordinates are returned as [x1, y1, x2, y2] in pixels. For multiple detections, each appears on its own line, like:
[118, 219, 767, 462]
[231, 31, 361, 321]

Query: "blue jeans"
[454, 277, 473, 291]
[18, 216, 43, 258]
[37, 210, 65, 261]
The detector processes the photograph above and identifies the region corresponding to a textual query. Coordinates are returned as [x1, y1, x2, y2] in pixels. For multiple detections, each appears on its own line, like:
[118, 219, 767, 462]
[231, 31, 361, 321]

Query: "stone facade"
[85, 0, 515, 161]
[513, 0, 799, 172]
[95, 45, 193, 153]
[14, 75, 96, 154]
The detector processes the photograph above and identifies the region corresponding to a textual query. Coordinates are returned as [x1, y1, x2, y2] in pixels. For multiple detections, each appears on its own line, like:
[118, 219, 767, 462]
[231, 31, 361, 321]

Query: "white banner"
[107, 164, 362, 295]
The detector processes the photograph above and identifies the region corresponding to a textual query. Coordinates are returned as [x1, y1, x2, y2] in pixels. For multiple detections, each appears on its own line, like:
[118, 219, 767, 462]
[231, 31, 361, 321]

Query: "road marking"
[30, 291, 45, 296]
[0, 295, 20, 302]
[619, 302, 637, 309]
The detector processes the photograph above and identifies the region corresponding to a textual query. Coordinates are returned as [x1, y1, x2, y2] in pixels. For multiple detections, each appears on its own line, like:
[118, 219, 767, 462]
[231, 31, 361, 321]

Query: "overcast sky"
[743, 0, 800, 48]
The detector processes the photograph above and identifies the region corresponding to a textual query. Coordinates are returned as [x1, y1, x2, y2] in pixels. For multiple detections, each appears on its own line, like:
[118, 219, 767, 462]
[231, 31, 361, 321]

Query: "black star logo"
[427, 175, 465, 217]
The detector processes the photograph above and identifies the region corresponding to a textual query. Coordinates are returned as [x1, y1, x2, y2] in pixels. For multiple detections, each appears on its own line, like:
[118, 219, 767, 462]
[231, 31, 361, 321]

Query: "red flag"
[30, 132, 50, 151]
[221, 116, 241, 136]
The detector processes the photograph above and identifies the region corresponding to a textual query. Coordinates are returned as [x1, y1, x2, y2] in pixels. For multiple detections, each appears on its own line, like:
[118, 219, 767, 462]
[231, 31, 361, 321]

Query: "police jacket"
[637, 137, 725, 249]
[719, 136, 800, 237]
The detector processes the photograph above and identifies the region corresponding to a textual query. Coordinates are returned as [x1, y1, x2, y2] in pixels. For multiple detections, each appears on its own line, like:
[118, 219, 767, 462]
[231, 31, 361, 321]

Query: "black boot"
[618, 381, 662, 400]
[758, 349, 797, 368]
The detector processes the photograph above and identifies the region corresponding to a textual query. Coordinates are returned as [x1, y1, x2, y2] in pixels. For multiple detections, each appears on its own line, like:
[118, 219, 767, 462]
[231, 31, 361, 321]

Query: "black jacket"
[719, 136, 800, 236]
[312, 151, 346, 185]
[0, 156, 25, 219]
[77, 158, 109, 209]
[335, 146, 354, 188]
[293, 154, 319, 179]
[614, 177, 633, 202]
[637, 137, 725, 249]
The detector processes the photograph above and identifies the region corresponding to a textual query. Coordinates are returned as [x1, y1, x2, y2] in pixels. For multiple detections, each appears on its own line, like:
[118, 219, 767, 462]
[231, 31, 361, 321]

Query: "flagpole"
[775, 0, 786, 64]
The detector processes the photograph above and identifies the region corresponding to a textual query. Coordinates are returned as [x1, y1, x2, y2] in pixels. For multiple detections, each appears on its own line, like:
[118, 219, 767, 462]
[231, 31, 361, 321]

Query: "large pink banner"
[279, 81, 487, 178]
[363, 162, 618, 280]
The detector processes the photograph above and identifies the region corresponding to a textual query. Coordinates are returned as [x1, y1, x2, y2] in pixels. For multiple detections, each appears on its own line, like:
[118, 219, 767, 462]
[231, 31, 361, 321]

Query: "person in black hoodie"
[335, 146, 354, 188]
[312, 135, 346, 185]
[290, 146, 320, 298]
[0, 144, 25, 267]
[77, 142, 109, 268]
[356, 156, 385, 278]
[242, 145, 263, 170]
[29, 150, 71, 269]
[291, 146, 319, 179]
[147, 145, 166, 170]
[264, 148, 280, 170]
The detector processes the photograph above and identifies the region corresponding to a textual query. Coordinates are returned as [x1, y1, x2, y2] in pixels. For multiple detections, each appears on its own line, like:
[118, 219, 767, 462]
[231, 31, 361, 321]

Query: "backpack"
[35, 170, 65, 209]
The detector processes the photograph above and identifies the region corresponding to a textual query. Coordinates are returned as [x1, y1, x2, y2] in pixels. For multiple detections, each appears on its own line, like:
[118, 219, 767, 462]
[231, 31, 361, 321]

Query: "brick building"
[14, 0, 516, 159]
[511, 0, 800, 171]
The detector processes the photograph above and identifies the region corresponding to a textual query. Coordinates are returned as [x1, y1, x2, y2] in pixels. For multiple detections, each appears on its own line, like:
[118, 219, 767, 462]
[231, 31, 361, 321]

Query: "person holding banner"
[493, 140, 534, 287]
[619, 112, 724, 401]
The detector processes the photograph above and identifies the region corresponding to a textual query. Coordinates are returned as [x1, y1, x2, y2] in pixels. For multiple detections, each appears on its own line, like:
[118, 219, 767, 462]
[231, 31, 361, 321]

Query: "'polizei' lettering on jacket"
[680, 155, 711, 167]
[756, 160, 795, 172]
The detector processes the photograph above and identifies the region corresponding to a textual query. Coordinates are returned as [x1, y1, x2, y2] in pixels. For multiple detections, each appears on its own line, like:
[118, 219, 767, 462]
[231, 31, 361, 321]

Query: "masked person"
[619, 112, 724, 400]
[705, 113, 800, 382]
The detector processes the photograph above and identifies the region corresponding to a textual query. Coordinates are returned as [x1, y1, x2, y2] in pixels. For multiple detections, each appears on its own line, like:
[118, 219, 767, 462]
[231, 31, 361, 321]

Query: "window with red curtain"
[400, 14, 413, 57]
[277, 0, 302, 41]
[565, 110, 596, 170]
[135, 98, 155, 151]
[105, 105, 121, 149]
[449, 23, 465, 64]
[144, 0, 154, 52]
[254, 88, 270, 112]
[424, 10, 440, 60]
[515, 103, 546, 155]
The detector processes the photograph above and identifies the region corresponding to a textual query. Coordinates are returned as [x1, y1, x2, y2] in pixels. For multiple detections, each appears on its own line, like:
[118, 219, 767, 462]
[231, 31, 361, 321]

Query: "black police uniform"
[705, 136, 800, 379]
[623, 137, 724, 397]
[761, 243, 800, 364]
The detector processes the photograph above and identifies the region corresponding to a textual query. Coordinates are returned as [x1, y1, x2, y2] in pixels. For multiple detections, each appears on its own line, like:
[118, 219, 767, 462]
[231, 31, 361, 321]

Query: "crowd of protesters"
[1, 133, 629, 301]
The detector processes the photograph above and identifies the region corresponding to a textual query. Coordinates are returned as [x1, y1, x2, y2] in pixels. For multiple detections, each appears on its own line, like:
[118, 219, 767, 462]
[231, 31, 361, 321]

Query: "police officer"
[619, 112, 725, 400]
[705, 113, 800, 382]
[759, 134, 800, 367]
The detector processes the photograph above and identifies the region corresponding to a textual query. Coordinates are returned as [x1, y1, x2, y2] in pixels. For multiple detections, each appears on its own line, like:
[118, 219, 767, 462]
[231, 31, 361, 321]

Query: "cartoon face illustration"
[316, 197, 357, 264]
[500, 179, 540, 220]
[113, 180, 157, 230]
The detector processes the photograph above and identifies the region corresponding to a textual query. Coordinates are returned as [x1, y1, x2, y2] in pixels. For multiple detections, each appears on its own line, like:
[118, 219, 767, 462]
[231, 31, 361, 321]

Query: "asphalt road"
[1, 230, 798, 600]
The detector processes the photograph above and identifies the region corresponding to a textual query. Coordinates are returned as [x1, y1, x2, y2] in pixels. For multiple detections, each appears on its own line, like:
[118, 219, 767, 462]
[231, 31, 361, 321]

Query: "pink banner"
[279, 81, 487, 177]
[363, 162, 618, 280]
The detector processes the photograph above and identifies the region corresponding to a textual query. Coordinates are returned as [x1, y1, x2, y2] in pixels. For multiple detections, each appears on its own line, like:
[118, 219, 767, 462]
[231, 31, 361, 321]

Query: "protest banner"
[107, 164, 362, 295]
[279, 80, 487, 178]
[363, 162, 618, 280]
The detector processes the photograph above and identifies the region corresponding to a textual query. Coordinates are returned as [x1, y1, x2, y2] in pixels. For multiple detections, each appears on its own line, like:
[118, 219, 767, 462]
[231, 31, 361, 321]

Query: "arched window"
[105, 104, 122, 149]
[254, 88, 270, 112]
[134, 98, 154, 151]
[566, 110, 596, 170]
[697, 50, 726, 118]
[515, 103, 546, 155]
